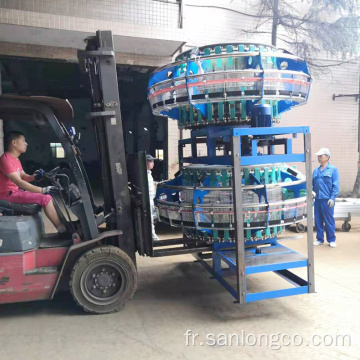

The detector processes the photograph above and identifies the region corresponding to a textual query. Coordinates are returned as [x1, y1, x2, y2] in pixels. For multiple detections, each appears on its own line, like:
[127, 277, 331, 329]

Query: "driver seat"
[0, 200, 41, 215]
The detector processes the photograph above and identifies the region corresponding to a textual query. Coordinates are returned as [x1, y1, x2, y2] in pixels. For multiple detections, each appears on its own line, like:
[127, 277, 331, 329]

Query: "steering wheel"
[44, 166, 60, 181]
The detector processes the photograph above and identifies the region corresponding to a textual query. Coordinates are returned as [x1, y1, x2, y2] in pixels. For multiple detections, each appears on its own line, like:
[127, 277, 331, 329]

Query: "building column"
[167, 118, 180, 178]
[0, 66, 3, 155]
[0, 120, 3, 155]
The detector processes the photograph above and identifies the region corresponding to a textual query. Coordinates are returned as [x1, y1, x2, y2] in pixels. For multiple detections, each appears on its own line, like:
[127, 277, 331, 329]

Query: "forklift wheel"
[295, 223, 306, 233]
[341, 222, 351, 232]
[70, 246, 137, 314]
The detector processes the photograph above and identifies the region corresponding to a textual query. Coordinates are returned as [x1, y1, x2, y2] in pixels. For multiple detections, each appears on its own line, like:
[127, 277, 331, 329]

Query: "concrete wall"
[0, 40, 173, 68]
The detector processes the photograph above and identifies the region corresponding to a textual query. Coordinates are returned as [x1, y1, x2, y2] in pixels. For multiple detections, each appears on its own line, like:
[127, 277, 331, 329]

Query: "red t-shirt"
[0, 152, 23, 195]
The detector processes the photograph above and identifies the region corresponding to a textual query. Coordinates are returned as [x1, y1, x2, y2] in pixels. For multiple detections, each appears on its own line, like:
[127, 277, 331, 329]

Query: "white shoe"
[313, 241, 323, 246]
[329, 242, 337, 248]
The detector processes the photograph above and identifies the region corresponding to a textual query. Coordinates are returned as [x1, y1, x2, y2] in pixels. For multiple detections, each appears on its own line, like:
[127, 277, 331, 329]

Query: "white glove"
[327, 199, 335, 208]
[42, 186, 59, 195]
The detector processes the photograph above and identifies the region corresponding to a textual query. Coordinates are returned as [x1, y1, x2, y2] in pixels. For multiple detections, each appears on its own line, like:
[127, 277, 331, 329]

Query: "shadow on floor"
[0, 292, 85, 318]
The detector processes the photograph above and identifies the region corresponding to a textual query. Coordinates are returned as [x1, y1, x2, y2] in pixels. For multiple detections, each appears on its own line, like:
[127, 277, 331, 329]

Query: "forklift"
[0, 31, 212, 314]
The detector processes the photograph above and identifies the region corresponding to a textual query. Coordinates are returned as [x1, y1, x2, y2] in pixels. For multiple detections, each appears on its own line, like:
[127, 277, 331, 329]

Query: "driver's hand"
[34, 169, 45, 182]
[42, 186, 59, 195]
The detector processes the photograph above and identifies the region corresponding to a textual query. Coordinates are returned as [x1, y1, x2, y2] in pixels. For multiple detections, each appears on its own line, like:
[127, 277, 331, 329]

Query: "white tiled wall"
[0, 0, 180, 28]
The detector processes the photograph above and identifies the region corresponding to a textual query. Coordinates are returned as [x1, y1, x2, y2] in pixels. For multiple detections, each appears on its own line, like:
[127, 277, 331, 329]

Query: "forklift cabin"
[0, 94, 140, 314]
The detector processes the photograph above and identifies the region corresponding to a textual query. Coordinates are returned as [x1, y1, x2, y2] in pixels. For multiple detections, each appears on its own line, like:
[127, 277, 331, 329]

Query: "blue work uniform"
[312, 163, 339, 243]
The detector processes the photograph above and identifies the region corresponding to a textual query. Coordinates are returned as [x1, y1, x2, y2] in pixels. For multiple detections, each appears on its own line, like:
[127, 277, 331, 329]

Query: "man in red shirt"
[0, 131, 66, 234]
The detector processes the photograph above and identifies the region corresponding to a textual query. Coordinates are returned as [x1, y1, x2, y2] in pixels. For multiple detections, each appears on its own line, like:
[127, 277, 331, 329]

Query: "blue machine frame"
[149, 42, 314, 304]
[192, 126, 315, 303]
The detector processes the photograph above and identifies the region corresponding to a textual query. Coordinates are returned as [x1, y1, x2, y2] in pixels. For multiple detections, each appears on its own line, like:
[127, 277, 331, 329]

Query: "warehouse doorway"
[0, 56, 168, 186]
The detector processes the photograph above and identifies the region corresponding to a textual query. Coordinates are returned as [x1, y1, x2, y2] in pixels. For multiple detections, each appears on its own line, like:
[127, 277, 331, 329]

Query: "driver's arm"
[7, 172, 42, 193]
[20, 170, 35, 183]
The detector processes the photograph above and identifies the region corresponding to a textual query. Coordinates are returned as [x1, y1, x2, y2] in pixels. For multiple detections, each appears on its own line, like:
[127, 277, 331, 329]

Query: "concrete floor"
[0, 219, 359, 360]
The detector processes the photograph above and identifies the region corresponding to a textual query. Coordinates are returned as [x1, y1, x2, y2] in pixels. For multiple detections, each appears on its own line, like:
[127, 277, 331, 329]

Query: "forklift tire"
[341, 222, 351, 232]
[70, 246, 137, 314]
[295, 223, 305, 233]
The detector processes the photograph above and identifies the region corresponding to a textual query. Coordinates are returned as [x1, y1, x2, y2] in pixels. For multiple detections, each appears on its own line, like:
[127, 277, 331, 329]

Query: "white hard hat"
[315, 148, 331, 157]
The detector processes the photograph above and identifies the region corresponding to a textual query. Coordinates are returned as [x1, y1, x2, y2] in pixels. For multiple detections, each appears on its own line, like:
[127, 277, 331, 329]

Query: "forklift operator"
[0, 131, 67, 234]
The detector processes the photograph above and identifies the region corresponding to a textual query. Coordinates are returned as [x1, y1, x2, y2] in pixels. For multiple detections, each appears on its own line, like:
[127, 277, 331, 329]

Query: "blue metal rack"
[180, 126, 309, 165]
[192, 126, 315, 303]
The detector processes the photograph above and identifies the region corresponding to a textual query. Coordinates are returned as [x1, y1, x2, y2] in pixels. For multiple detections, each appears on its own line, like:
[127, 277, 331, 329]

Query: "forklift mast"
[77, 31, 136, 261]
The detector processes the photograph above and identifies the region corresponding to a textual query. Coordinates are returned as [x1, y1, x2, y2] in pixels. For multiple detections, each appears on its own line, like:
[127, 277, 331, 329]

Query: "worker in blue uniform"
[312, 148, 339, 248]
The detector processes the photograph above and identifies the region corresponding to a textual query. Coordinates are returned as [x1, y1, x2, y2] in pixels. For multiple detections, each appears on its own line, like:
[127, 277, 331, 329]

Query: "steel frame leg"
[232, 135, 246, 304]
[304, 133, 315, 293]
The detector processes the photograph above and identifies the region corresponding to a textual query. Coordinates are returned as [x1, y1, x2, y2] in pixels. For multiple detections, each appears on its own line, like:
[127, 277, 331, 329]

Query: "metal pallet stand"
[195, 126, 315, 303]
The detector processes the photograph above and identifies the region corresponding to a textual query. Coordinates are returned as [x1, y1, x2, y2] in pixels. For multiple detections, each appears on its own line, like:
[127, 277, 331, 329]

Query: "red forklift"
[0, 31, 211, 314]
